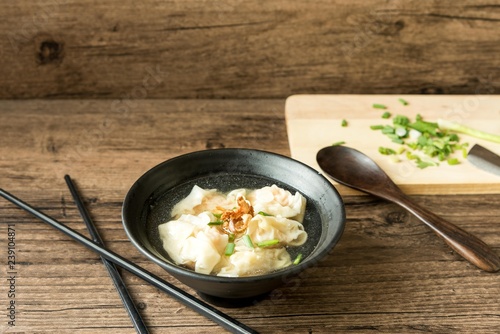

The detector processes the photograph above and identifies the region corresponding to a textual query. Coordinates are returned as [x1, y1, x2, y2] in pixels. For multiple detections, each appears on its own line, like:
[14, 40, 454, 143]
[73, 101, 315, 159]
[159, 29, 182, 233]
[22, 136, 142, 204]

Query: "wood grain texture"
[0, 100, 499, 333]
[1, 1, 500, 99]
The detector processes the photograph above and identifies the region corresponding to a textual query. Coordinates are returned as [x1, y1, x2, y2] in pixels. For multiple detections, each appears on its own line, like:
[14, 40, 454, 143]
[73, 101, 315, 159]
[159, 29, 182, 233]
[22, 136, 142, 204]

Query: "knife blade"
[467, 144, 500, 177]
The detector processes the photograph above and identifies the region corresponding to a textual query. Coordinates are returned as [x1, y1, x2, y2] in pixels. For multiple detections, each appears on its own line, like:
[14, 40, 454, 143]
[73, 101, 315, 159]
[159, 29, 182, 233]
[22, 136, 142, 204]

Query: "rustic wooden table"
[0, 99, 498, 334]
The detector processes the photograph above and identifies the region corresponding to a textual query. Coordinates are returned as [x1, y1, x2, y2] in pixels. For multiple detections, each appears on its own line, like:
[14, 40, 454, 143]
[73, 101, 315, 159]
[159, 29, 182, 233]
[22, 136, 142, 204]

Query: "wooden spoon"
[316, 145, 500, 272]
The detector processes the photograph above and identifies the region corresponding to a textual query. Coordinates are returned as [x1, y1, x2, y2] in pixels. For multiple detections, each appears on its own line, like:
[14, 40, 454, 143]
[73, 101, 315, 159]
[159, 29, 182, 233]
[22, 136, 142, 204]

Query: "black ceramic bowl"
[122, 148, 345, 302]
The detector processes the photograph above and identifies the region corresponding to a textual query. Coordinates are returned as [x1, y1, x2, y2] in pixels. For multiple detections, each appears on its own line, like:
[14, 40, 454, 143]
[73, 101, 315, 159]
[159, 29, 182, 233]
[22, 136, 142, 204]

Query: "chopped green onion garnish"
[393, 115, 410, 126]
[385, 133, 400, 140]
[381, 125, 395, 134]
[208, 221, 224, 226]
[394, 126, 407, 137]
[406, 153, 418, 161]
[389, 155, 400, 163]
[212, 213, 222, 218]
[243, 235, 254, 248]
[373, 103, 387, 109]
[256, 239, 280, 247]
[293, 253, 303, 265]
[332, 141, 346, 146]
[228, 233, 235, 242]
[432, 138, 445, 150]
[378, 147, 397, 155]
[462, 148, 468, 158]
[225, 242, 235, 256]
[372, 112, 472, 169]
[408, 120, 439, 136]
[341, 119, 348, 127]
[398, 98, 409, 106]
[381, 111, 391, 119]
[417, 160, 437, 169]
[448, 133, 459, 142]
[258, 211, 272, 216]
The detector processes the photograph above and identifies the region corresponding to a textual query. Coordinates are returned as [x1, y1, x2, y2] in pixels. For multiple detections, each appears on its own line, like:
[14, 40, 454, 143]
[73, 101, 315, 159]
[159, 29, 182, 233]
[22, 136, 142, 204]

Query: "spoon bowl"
[317, 145, 500, 273]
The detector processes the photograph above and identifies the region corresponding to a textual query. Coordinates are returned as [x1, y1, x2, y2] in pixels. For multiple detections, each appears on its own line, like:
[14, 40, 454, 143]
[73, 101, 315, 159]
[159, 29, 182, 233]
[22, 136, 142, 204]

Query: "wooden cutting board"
[285, 94, 500, 195]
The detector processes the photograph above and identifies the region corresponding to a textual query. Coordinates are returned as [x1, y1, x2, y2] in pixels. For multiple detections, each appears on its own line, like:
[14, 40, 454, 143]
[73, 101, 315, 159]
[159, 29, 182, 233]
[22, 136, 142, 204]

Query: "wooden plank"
[0, 99, 288, 192]
[285, 94, 500, 195]
[1, 1, 500, 99]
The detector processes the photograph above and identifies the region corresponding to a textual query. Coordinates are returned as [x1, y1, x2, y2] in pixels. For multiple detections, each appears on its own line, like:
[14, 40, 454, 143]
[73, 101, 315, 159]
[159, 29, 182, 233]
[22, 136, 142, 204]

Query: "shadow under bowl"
[122, 148, 345, 302]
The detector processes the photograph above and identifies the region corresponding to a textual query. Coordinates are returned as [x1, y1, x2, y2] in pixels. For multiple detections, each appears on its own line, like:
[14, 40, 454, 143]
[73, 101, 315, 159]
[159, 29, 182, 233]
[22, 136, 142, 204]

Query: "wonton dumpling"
[171, 185, 229, 218]
[226, 188, 247, 202]
[158, 212, 228, 275]
[246, 214, 307, 246]
[248, 185, 306, 222]
[217, 247, 291, 277]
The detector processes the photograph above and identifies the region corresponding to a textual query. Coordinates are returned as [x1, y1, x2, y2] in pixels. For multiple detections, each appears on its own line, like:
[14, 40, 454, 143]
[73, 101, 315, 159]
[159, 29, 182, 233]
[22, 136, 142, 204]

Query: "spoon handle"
[395, 194, 500, 272]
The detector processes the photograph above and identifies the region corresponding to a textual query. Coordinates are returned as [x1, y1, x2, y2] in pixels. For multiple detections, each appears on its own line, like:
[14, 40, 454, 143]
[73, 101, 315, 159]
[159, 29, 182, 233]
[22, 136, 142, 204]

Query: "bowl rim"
[122, 148, 345, 283]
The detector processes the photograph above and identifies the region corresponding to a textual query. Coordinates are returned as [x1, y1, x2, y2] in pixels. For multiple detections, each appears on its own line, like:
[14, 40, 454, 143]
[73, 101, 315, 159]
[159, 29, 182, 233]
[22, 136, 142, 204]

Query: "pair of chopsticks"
[63, 175, 149, 334]
[0, 177, 258, 334]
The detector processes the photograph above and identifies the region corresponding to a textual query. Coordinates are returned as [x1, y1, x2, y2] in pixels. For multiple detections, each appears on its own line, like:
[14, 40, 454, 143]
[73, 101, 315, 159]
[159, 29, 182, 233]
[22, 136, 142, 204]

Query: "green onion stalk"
[438, 119, 500, 144]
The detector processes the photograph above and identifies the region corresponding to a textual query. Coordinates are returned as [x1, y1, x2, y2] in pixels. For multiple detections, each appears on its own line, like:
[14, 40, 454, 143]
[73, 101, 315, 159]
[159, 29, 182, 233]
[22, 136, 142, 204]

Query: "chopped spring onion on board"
[372, 103, 388, 109]
[378, 147, 397, 155]
[398, 98, 409, 106]
[369, 107, 472, 168]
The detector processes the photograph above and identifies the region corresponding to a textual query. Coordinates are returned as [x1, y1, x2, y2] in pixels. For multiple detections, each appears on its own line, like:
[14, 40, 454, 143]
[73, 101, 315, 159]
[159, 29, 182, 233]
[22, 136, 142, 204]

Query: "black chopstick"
[0, 188, 258, 334]
[64, 175, 149, 334]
